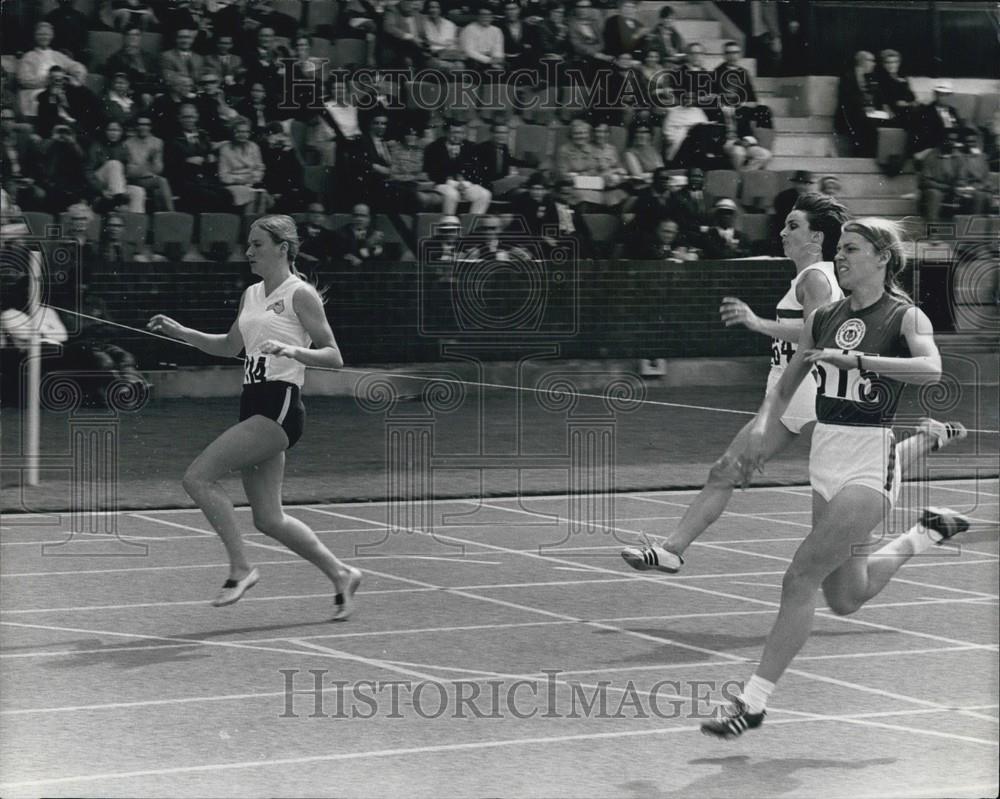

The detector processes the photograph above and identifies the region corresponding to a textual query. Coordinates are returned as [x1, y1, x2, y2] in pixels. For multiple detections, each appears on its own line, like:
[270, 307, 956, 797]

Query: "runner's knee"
[707, 453, 742, 487]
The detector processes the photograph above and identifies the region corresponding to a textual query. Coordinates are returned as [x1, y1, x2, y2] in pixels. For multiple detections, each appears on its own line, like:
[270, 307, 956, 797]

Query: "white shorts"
[766, 368, 817, 434]
[810, 423, 901, 506]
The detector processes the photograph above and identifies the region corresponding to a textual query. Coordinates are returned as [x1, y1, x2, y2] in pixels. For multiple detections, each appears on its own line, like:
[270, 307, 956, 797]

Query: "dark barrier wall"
[82, 259, 796, 369]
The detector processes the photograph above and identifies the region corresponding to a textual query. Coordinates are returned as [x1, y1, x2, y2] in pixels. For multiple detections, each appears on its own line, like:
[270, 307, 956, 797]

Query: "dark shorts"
[239, 382, 305, 449]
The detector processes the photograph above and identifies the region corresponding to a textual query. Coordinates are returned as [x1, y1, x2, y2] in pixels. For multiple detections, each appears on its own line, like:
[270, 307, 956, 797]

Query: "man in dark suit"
[164, 103, 230, 212]
[912, 80, 964, 157]
[602, 0, 646, 60]
[331, 203, 387, 268]
[540, 177, 593, 258]
[711, 41, 773, 133]
[35, 66, 103, 141]
[701, 198, 750, 259]
[473, 120, 535, 199]
[626, 167, 675, 233]
[834, 50, 888, 157]
[499, 0, 535, 73]
[355, 112, 396, 209]
[297, 202, 338, 271]
[423, 120, 492, 214]
[508, 172, 552, 237]
[149, 74, 198, 142]
[161, 28, 206, 86]
[669, 167, 711, 235]
[242, 27, 287, 97]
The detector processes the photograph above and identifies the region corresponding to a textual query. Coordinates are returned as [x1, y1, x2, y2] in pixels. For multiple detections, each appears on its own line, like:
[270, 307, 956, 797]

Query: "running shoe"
[332, 566, 363, 621]
[621, 532, 684, 574]
[917, 418, 967, 451]
[211, 567, 260, 607]
[921, 507, 971, 543]
[701, 698, 766, 739]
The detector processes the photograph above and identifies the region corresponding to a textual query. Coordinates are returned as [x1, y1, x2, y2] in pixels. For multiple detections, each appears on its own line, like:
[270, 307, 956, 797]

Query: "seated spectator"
[204, 33, 245, 93]
[623, 124, 664, 183]
[701, 198, 751, 259]
[218, 117, 268, 214]
[150, 74, 198, 141]
[474, 120, 533, 199]
[677, 42, 714, 103]
[500, 0, 536, 73]
[603, 0, 647, 61]
[591, 121, 629, 201]
[544, 177, 593, 257]
[388, 125, 441, 211]
[107, 1, 160, 32]
[285, 34, 326, 119]
[86, 119, 146, 212]
[556, 118, 607, 205]
[712, 41, 773, 130]
[723, 133, 771, 172]
[662, 91, 710, 164]
[458, 213, 536, 263]
[105, 27, 161, 104]
[921, 127, 991, 222]
[54, 201, 96, 302]
[422, 0, 464, 72]
[123, 116, 174, 211]
[669, 166, 710, 233]
[296, 202, 337, 271]
[644, 4, 686, 64]
[260, 122, 306, 213]
[423, 120, 492, 214]
[874, 49, 917, 126]
[63, 201, 99, 266]
[383, 0, 427, 68]
[161, 28, 206, 87]
[196, 71, 241, 144]
[912, 79, 964, 159]
[235, 82, 282, 142]
[332, 203, 386, 268]
[567, 0, 615, 84]
[94, 211, 146, 269]
[38, 125, 90, 213]
[164, 103, 231, 212]
[423, 214, 463, 272]
[355, 112, 395, 208]
[818, 175, 842, 198]
[625, 166, 675, 233]
[0, 109, 45, 211]
[508, 172, 552, 237]
[772, 169, 814, 245]
[101, 73, 139, 128]
[534, 1, 570, 67]
[461, 4, 505, 76]
[44, 0, 90, 63]
[636, 47, 674, 102]
[834, 50, 889, 157]
[16, 22, 88, 118]
[35, 65, 102, 142]
[983, 109, 1000, 172]
[628, 217, 694, 261]
[242, 27, 287, 96]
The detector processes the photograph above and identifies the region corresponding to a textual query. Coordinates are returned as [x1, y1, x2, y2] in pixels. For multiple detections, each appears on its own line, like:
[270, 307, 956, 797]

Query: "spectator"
[149, 74, 198, 141]
[38, 125, 90, 213]
[591, 121, 629, 202]
[911, 79, 964, 159]
[242, 26, 287, 96]
[818, 175, 842, 198]
[625, 166, 675, 233]
[204, 33, 245, 92]
[874, 49, 917, 125]
[94, 211, 144, 268]
[421, 0, 464, 72]
[332, 203, 386, 268]
[55, 201, 96, 301]
[423, 214, 463, 272]
[772, 169, 814, 240]
[723, 133, 772, 172]
[16, 22, 88, 118]
[296, 201, 337, 270]
[195, 71, 241, 144]
[423, 120, 492, 214]
[983, 109, 1000, 172]
[670, 166, 710, 233]
[101, 73, 139, 128]
[461, 4, 505, 76]
[356, 112, 395, 208]
[500, 0, 535, 73]
[556, 118, 602, 202]
[107, 1, 160, 32]
[285, 34, 326, 119]
[218, 117, 268, 213]
[712, 41, 773, 132]
[260, 122, 306, 213]
[535, 1, 570, 66]
[662, 90, 709, 164]
[123, 115, 174, 211]
[235, 81, 281, 141]
[508, 171, 552, 237]
[388, 125, 441, 211]
[162, 28, 206, 86]
[603, 0, 646, 61]
[384, 0, 427, 68]
[701, 197, 750, 258]
[623, 124, 665, 183]
[567, 0, 614, 84]
[86, 119, 146, 212]
[459, 213, 535, 263]
[104, 27, 160, 102]
[164, 103, 230, 212]
[474, 119, 533, 199]
[921, 127, 991, 222]
[834, 50, 889, 157]
[35, 65, 103, 142]
[0, 108, 45, 211]
[644, 5, 685, 64]
[545, 177, 593, 257]
[628, 217, 693, 261]
[636, 46, 673, 94]
[43, 0, 90, 62]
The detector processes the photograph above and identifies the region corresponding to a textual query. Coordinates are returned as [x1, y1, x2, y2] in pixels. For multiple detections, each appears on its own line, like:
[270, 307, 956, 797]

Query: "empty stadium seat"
[21, 212, 55, 237]
[151, 211, 196, 260]
[877, 127, 908, 168]
[949, 93, 979, 123]
[272, 0, 303, 23]
[583, 213, 621, 257]
[118, 211, 149, 248]
[740, 170, 779, 212]
[975, 92, 1000, 126]
[753, 127, 777, 152]
[704, 169, 740, 204]
[512, 124, 552, 165]
[331, 38, 368, 68]
[198, 213, 242, 261]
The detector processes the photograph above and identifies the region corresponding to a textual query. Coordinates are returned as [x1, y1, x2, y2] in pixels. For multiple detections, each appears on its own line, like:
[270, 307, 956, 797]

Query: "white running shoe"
[211, 567, 260, 607]
[917, 418, 967, 451]
[621, 532, 684, 574]
[332, 567, 363, 621]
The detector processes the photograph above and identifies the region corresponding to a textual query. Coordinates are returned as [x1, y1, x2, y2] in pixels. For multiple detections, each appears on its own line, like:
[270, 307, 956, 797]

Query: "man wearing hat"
[912, 79, 965, 159]
[702, 197, 750, 259]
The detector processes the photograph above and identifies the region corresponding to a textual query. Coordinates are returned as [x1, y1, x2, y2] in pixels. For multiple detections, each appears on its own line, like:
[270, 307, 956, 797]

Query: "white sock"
[876, 522, 943, 560]
[740, 674, 775, 714]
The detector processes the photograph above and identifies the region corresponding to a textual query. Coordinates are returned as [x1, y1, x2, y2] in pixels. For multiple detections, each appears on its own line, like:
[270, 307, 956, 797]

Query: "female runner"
[149, 214, 362, 619]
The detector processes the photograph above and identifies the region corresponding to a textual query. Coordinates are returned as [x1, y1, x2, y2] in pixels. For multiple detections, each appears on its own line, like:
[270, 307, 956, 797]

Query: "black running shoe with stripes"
[921, 507, 970, 543]
[701, 698, 766, 739]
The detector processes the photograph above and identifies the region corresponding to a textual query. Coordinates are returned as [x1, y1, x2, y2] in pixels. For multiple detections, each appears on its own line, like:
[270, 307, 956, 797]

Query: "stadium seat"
[118, 211, 149, 249]
[877, 127, 908, 168]
[740, 213, 771, 247]
[198, 212, 242, 261]
[416, 212, 444, 242]
[58, 211, 100, 240]
[140, 32, 162, 59]
[740, 170, 779, 212]
[609, 126, 627, 152]
[331, 38, 368, 69]
[21, 212, 55, 237]
[582, 213, 621, 257]
[272, 0, 303, 24]
[289, 119, 311, 162]
[975, 92, 1000, 127]
[949, 93, 979, 123]
[310, 37, 334, 62]
[308, 0, 339, 30]
[512, 124, 552, 165]
[88, 31, 121, 71]
[151, 212, 196, 260]
[520, 85, 564, 125]
[753, 126, 776, 152]
[704, 169, 740, 205]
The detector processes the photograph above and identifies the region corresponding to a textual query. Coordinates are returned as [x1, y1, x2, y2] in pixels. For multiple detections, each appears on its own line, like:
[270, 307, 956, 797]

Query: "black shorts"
[239, 382, 305, 449]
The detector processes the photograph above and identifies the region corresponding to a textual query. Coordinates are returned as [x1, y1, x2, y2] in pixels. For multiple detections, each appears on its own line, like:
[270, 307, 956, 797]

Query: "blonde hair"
[842, 217, 912, 302]
[250, 214, 300, 265]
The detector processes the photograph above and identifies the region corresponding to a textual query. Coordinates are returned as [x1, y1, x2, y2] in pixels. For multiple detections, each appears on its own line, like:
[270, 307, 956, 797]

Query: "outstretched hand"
[720, 297, 761, 332]
[147, 314, 185, 339]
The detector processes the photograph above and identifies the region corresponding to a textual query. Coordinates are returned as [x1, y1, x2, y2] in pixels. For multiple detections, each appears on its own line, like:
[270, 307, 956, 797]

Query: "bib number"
[245, 355, 266, 384]
[771, 339, 795, 366]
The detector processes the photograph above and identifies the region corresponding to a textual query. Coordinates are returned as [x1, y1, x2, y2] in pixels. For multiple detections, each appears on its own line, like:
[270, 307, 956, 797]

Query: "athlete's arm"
[260, 285, 343, 369]
[720, 270, 833, 343]
[147, 295, 245, 358]
[806, 307, 942, 386]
